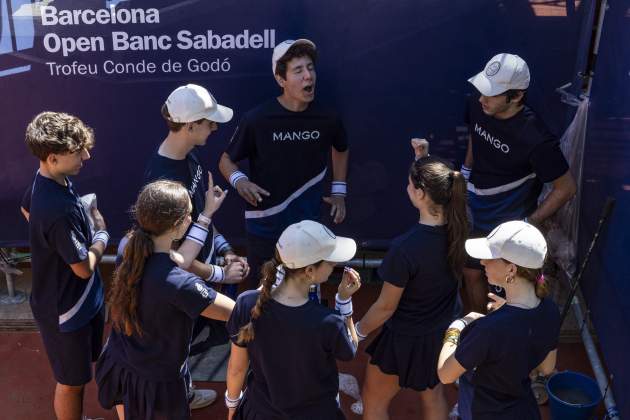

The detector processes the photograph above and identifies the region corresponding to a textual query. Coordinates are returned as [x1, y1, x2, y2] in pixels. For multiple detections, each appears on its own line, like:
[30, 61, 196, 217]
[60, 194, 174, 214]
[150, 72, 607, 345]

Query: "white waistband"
[467, 173, 536, 196]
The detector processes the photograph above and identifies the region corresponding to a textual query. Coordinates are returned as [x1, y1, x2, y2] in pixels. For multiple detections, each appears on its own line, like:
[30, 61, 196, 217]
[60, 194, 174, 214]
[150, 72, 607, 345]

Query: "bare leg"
[53, 383, 84, 420]
[462, 267, 487, 314]
[362, 362, 401, 420]
[418, 383, 449, 420]
[115, 404, 125, 420]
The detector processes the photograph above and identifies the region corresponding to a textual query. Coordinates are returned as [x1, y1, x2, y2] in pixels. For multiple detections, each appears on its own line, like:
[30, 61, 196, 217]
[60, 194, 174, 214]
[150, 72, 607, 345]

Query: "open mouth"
[303, 85, 314, 94]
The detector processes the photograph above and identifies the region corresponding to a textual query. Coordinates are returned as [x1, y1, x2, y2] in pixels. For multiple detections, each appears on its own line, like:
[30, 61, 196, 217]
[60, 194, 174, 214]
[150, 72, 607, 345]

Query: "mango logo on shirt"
[272, 130, 320, 142]
[474, 123, 510, 154]
[195, 281, 209, 299]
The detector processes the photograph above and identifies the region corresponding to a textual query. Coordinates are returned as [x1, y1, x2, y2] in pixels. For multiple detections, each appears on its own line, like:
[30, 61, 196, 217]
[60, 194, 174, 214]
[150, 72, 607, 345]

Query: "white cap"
[272, 38, 317, 75]
[465, 221, 547, 269]
[468, 53, 530, 96]
[165, 84, 233, 123]
[276, 220, 356, 269]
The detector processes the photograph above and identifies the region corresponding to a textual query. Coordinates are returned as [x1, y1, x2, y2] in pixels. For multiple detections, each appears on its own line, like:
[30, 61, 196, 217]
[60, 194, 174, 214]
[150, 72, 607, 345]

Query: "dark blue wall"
[579, 1, 630, 417]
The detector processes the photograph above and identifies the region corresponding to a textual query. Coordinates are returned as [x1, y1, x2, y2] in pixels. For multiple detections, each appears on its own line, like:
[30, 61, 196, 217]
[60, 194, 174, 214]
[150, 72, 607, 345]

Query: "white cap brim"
[204, 103, 233, 123]
[465, 237, 496, 260]
[468, 72, 508, 97]
[323, 236, 357, 263]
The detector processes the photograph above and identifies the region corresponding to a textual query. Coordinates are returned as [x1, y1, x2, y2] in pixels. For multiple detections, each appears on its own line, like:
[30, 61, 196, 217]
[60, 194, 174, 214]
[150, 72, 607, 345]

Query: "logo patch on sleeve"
[195, 281, 210, 299]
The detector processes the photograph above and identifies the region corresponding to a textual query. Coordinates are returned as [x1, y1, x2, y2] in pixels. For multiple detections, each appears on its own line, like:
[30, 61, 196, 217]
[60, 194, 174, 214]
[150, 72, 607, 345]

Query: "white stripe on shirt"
[467, 173, 536, 196]
[245, 168, 327, 219]
[58, 272, 95, 325]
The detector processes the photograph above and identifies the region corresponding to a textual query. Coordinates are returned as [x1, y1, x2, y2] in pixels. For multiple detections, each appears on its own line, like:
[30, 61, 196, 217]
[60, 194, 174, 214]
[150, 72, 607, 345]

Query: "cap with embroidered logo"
[468, 53, 530, 97]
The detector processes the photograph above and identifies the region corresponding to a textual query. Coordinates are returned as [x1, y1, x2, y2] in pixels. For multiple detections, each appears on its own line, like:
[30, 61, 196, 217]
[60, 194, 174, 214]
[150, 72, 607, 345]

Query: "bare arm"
[528, 171, 576, 225]
[331, 148, 348, 183]
[535, 349, 557, 376]
[464, 135, 474, 168]
[219, 152, 270, 207]
[357, 282, 403, 336]
[20, 207, 29, 222]
[226, 343, 249, 419]
[70, 240, 106, 280]
[200, 292, 235, 321]
[437, 341, 467, 384]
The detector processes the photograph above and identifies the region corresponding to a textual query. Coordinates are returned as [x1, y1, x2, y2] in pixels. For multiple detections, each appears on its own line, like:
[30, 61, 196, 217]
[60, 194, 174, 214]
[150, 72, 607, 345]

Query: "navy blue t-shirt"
[104, 253, 217, 381]
[28, 173, 104, 332]
[226, 99, 348, 238]
[144, 149, 214, 262]
[455, 298, 560, 419]
[226, 290, 355, 419]
[378, 224, 459, 336]
[465, 98, 569, 232]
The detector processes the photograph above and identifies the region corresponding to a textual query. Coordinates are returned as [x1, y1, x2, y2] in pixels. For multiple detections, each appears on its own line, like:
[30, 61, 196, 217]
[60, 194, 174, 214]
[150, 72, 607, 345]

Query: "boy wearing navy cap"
[25, 112, 108, 420]
[461, 53, 576, 312]
[219, 39, 350, 290]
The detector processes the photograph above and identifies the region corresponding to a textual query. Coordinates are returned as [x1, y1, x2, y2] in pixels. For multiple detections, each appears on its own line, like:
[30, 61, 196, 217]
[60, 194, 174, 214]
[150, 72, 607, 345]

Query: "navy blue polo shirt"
[28, 173, 104, 332]
[227, 290, 355, 418]
[378, 223, 459, 336]
[455, 298, 560, 419]
[465, 98, 569, 232]
[144, 148, 214, 262]
[105, 253, 217, 381]
[226, 99, 348, 239]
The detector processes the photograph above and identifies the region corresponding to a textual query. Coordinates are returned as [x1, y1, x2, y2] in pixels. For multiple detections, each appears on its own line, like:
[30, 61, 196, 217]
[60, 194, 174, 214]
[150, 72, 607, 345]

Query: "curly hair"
[25, 111, 94, 161]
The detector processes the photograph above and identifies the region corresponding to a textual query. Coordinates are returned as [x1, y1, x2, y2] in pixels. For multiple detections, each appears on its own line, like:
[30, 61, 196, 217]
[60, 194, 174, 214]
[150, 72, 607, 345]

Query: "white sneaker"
[189, 388, 217, 410]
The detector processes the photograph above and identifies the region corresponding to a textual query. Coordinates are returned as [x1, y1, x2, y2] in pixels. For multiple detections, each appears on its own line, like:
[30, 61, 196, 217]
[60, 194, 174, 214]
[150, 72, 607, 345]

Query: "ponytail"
[109, 228, 153, 336]
[516, 266, 550, 299]
[446, 171, 468, 277]
[237, 253, 279, 344]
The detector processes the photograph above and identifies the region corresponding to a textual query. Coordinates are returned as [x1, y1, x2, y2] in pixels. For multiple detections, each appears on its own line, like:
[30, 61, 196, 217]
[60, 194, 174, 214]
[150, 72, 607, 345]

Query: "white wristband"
[186, 223, 209, 246]
[92, 230, 109, 248]
[355, 321, 367, 341]
[229, 171, 248, 188]
[331, 181, 347, 196]
[207, 265, 225, 283]
[224, 390, 243, 409]
[334, 293, 353, 318]
[197, 213, 212, 226]
[460, 165, 471, 182]
[449, 319, 467, 331]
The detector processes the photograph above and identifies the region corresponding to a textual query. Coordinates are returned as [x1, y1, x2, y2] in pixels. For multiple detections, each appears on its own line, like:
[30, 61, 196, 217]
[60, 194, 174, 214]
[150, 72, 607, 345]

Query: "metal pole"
[585, 0, 608, 97]
[572, 296, 620, 419]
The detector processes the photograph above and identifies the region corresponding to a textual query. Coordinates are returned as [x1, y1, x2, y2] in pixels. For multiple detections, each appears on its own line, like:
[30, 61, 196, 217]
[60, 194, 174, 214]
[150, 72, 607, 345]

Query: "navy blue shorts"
[36, 307, 105, 386]
[245, 234, 277, 290]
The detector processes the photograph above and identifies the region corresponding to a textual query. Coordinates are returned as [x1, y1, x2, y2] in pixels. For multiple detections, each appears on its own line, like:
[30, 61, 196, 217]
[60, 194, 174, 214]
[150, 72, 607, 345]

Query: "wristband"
[448, 319, 467, 331]
[355, 321, 367, 341]
[213, 234, 232, 255]
[224, 390, 243, 409]
[197, 213, 212, 226]
[229, 171, 248, 188]
[334, 293, 353, 318]
[460, 165, 471, 182]
[331, 181, 347, 196]
[92, 230, 110, 248]
[185, 223, 209, 246]
[206, 265, 225, 283]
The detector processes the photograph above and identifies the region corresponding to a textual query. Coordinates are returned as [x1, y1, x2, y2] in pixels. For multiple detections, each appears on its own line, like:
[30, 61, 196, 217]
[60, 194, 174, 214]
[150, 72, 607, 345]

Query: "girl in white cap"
[437, 220, 560, 420]
[225, 220, 361, 419]
[357, 156, 469, 419]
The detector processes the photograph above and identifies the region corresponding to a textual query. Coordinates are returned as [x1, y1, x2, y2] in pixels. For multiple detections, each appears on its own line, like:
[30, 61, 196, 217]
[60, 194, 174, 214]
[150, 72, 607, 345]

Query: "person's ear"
[46, 154, 57, 166]
[275, 73, 285, 88]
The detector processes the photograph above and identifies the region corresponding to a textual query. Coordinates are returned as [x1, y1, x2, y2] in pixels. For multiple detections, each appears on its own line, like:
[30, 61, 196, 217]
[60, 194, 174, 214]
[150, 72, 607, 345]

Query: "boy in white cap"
[461, 53, 576, 313]
[142, 84, 248, 409]
[219, 39, 350, 290]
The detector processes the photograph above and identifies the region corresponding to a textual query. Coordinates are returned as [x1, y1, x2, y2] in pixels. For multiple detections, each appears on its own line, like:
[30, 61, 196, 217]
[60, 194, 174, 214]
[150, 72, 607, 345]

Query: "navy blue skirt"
[96, 348, 190, 420]
[234, 391, 346, 420]
[365, 325, 443, 391]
